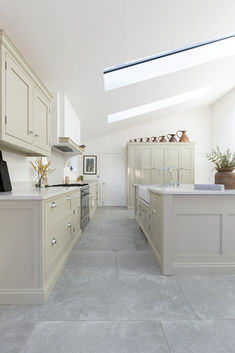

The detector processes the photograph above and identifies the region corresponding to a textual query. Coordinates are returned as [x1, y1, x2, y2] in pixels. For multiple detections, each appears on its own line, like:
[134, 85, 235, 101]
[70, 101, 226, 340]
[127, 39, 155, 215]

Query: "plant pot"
[215, 168, 235, 189]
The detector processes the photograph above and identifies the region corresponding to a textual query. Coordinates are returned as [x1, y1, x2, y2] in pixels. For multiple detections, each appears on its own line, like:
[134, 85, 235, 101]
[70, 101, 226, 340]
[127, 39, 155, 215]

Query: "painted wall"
[1, 148, 66, 185]
[211, 88, 235, 151]
[77, 107, 213, 205]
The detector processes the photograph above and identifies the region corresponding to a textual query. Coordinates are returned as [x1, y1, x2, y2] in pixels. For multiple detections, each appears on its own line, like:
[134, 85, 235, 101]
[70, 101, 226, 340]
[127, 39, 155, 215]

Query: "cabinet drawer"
[44, 220, 72, 281]
[71, 191, 81, 207]
[150, 194, 162, 211]
[44, 194, 71, 236]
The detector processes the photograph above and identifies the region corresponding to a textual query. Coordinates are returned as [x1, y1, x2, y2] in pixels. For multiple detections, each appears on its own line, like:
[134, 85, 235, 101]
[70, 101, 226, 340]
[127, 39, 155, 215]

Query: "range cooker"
[46, 183, 89, 230]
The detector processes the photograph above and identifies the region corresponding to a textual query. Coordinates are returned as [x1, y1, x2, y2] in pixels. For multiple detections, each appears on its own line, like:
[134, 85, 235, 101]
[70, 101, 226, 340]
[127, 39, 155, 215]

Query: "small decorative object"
[167, 134, 177, 142]
[83, 155, 97, 175]
[158, 135, 167, 142]
[31, 158, 55, 188]
[43, 175, 49, 187]
[138, 138, 143, 142]
[133, 138, 138, 142]
[151, 136, 158, 142]
[145, 137, 151, 142]
[176, 130, 189, 142]
[76, 175, 84, 183]
[65, 176, 70, 184]
[206, 146, 235, 189]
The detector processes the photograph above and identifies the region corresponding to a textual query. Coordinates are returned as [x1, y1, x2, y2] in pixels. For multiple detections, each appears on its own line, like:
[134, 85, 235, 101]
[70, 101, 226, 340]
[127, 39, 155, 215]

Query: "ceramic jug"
[138, 137, 144, 142]
[133, 138, 138, 142]
[176, 130, 189, 142]
[145, 137, 151, 142]
[151, 136, 158, 142]
[158, 135, 167, 142]
[167, 133, 177, 142]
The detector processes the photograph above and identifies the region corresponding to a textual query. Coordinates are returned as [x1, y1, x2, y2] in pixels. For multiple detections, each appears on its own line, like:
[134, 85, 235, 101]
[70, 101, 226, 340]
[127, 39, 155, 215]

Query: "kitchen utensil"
[176, 130, 189, 142]
[151, 136, 158, 142]
[167, 133, 177, 142]
[158, 135, 167, 142]
[0, 151, 12, 191]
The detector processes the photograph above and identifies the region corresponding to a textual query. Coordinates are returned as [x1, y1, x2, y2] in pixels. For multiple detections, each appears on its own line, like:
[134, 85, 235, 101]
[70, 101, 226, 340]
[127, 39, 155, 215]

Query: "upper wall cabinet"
[0, 30, 52, 156]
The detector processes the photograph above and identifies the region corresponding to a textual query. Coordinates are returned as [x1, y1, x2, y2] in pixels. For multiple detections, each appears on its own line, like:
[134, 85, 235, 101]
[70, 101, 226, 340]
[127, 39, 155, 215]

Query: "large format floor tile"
[80, 274, 196, 320]
[117, 250, 160, 274]
[0, 321, 36, 353]
[162, 320, 235, 353]
[177, 275, 235, 319]
[77, 236, 136, 251]
[21, 321, 170, 353]
[64, 251, 117, 276]
[3, 277, 89, 321]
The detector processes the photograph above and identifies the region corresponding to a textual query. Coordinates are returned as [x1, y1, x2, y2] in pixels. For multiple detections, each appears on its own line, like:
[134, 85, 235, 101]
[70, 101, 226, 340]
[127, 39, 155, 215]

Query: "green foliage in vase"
[206, 146, 235, 169]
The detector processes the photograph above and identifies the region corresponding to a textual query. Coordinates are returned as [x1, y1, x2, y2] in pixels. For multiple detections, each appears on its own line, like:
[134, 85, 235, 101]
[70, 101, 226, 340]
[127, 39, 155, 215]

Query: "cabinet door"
[127, 144, 139, 207]
[33, 87, 50, 151]
[150, 195, 163, 256]
[5, 53, 33, 144]
[180, 145, 194, 183]
[139, 146, 152, 184]
[152, 146, 168, 184]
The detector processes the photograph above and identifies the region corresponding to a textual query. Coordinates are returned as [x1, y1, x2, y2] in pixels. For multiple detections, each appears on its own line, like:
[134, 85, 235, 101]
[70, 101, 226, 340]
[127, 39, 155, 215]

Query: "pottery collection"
[130, 130, 190, 143]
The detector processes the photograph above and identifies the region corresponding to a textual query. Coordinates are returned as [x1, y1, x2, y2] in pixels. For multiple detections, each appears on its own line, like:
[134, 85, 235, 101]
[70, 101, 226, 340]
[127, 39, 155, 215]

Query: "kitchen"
[1, 1, 235, 352]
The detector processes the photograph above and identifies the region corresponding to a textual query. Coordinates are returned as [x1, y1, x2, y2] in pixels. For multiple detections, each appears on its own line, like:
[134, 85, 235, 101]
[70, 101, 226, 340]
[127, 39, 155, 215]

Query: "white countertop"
[0, 182, 83, 200]
[147, 184, 235, 195]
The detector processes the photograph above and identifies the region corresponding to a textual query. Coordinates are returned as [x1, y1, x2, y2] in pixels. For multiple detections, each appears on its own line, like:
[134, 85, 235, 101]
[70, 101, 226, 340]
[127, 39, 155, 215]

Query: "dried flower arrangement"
[31, 158, 55, 187]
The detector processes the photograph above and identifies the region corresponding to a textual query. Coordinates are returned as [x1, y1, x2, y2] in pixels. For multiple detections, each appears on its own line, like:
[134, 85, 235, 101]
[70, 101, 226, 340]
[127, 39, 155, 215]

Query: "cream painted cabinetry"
[0, 30, 52, 156]
[89, 183, 98, 217]
[0, 189, 82, 304]
[127, 142, 195, 208]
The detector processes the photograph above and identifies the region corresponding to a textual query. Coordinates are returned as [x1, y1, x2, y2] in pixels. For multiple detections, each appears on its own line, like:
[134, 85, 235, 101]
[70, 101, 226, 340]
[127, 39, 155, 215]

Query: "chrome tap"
[168, 166, 180, 187]
[158, 167, 174, 187]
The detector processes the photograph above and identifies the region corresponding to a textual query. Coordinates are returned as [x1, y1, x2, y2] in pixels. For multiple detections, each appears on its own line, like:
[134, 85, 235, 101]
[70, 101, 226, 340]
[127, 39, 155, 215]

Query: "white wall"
[212, 88, 235, 151]
[1, 148, 66, 185]
[77, 107, 213, 205]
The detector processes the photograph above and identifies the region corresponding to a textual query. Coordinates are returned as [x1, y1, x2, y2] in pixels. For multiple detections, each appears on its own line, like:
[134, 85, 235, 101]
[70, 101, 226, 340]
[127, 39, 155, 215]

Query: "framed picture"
[83, 155, 97, 175]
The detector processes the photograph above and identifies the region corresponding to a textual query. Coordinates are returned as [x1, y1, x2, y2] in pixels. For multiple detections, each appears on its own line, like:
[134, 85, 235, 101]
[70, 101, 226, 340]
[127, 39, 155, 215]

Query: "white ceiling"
[0, 0, 235, 141]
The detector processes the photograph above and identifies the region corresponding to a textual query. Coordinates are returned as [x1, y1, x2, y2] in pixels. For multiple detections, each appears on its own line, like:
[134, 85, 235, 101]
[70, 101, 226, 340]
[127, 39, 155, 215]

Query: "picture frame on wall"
[83, 155, 97, 175]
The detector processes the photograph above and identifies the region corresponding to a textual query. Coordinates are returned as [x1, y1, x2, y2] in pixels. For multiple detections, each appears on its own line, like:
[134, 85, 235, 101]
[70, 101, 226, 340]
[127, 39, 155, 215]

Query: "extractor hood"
[52, 93, 84, 155]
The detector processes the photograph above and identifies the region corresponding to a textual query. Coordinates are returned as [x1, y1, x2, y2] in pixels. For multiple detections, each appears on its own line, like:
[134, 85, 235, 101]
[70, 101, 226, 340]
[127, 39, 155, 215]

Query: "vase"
[35, 177, 43, 188]
[215, 168, 235, 189]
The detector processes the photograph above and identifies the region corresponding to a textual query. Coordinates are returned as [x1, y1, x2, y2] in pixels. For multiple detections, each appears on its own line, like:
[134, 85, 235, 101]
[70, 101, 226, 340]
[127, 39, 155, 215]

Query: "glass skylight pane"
[107, 86, 211, 124]
[104, 36, 235, 91]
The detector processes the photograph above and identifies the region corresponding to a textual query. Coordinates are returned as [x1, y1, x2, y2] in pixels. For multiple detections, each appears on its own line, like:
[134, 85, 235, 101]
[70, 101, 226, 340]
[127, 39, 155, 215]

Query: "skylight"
[107, 86, 211, 124]
[104, 35, 235, 91]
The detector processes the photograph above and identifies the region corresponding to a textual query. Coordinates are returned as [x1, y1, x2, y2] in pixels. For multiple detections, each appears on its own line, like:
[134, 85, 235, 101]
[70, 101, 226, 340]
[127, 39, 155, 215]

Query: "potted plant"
[206, 146, 235, 189]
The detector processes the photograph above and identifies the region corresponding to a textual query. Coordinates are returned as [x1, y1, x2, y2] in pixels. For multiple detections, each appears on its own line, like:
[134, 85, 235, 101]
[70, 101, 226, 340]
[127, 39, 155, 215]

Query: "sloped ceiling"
[0, 0, 235, 141]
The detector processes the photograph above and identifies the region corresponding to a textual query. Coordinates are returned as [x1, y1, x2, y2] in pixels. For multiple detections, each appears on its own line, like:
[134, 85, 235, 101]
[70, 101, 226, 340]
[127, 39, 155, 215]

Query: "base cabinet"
[0, 189, 82, 304]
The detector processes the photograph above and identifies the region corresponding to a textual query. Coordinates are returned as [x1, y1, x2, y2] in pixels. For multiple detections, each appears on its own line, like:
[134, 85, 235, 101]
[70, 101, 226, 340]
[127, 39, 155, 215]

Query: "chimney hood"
[51, 93, 84, 155]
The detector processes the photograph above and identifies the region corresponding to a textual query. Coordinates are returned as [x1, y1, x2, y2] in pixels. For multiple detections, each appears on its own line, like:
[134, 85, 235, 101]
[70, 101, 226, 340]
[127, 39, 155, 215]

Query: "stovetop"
[45, 183, 88, 187]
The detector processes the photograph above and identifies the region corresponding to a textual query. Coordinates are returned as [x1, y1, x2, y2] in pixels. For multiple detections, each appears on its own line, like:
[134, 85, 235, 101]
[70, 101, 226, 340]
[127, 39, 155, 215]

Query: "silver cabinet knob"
[153, 210, 157, 214]
[51, 201, 56, 208]
[67, 223, 72, 228]
[67, 196, 71, 201]
[51, 237, 57, 245]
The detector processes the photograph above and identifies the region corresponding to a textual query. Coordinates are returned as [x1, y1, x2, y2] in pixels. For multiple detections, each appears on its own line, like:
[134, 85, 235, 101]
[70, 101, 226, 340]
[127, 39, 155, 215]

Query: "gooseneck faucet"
[158, 166, 180, 187]
[168, 166, 180, 187]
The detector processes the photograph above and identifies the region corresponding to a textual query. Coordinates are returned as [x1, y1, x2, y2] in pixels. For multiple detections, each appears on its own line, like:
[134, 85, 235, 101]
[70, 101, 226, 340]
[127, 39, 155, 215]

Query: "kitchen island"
[135, 184, 235, 275]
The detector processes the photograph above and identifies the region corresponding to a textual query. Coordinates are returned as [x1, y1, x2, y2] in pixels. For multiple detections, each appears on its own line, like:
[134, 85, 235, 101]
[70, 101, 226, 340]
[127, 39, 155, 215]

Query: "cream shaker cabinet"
[0, 30, 52, 156]
[0, 189, 82, 304]
[89, 183, 98, 218]
[126, 142, 195, 208]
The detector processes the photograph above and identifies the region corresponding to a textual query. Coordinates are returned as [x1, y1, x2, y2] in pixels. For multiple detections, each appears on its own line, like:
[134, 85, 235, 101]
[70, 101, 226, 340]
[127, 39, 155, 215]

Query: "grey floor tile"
[0, 321, 36, 353]
[78, 236, 136, 251]
[117, 251, 160, 274]
[162, 320, 235, 353]
[177, 275, 235, 319]
[80, 274, 196, 320]
[5, 277, 89, 321]
[64, 251, 117, 275]
[21, 321, 170, 353]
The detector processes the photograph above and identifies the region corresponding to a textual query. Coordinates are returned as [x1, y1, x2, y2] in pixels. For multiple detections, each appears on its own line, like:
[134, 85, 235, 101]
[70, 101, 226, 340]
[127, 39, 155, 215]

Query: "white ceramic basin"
[138, 185, 154, 204]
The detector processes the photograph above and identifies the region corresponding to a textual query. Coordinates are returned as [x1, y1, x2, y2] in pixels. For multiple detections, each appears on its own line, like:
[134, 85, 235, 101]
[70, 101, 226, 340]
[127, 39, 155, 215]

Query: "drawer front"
[44, 220, 72, 281]
[44, 194, 71, 236]
[71, 191, 81, 207]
